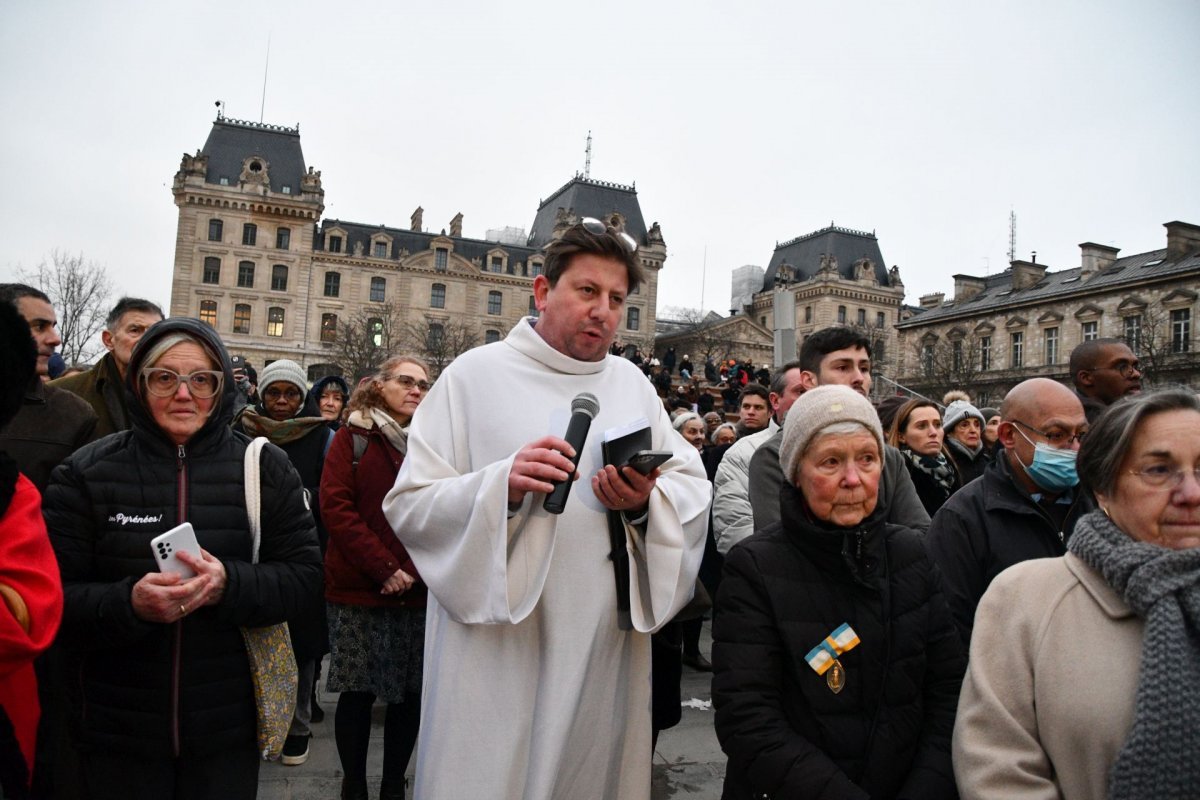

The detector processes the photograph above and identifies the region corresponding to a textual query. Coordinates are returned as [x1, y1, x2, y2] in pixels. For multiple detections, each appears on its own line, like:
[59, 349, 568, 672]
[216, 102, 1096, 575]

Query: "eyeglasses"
[1127, 464, 1200, 489]
[1011, 419, 1088, 447]
[263, 386, 303, 402]
[580, 217, 638, 253]
[1093, 362, 1141, 378]
[385, 375, 431, 394]
[142, 367, 223, 399]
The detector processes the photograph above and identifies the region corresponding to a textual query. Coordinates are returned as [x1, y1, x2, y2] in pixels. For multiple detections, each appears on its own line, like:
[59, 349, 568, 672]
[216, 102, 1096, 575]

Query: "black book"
[600, 418, 651, 631]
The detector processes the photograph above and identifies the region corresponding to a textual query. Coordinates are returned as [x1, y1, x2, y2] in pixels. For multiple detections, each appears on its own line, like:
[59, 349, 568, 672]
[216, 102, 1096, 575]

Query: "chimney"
[952, 274, 987, 302]
[1165, 220, 1200, 260]
[410, 206, 424, 232]
[449, 212, 463, 238]
[1009, 259, 1046, 290]
[1079, 241, 1120, 280]
[919, 292, 945, 309]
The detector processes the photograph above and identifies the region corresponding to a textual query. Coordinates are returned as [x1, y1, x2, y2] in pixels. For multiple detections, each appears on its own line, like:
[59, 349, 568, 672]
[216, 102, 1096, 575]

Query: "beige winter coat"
[953, 552, 1143, 800]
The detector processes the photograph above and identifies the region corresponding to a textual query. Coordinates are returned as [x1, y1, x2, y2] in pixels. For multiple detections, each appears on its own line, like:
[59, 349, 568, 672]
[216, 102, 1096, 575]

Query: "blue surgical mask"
[1015, 428, 1080, 492]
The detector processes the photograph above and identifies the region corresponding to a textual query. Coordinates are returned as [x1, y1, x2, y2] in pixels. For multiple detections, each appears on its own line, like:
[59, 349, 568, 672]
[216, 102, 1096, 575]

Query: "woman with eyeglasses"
[233, 358, 335, 766]
[43, 318, 322, 799]
[954, 388, 1200, 799]
[319, 356, 431, 800]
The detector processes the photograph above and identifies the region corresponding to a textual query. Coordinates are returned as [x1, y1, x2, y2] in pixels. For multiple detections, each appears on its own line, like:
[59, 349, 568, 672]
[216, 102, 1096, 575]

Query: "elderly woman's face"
[262, 381, 304, 421]
[1098, 408, 1200, 550]
[145, 341, 219, 446]
[680, 419, 706, 450]
[950, 416, 982, 448]
[715, 426, 737, 446]
[798, 430, 881, 527]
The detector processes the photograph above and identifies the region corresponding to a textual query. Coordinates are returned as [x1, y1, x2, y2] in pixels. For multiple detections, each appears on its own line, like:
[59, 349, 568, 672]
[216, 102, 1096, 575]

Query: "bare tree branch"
[19, 250, 112, 364]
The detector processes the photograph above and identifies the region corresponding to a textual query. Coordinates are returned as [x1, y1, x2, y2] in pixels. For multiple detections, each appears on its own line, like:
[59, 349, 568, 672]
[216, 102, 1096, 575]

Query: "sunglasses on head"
[579, 217, 638, 253]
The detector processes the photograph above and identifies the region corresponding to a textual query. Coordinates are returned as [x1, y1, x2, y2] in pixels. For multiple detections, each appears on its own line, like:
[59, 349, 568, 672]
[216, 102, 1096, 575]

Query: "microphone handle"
[543, 411, 592, 514]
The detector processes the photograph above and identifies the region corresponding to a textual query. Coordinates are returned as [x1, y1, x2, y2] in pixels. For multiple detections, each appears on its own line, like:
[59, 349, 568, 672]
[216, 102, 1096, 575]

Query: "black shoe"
[682, 652, 713, 672]
[280, 733, 311, 766]
[380, 778, 408, 800]
[310, 692, 325, 724]
[341, 778, 369, 800]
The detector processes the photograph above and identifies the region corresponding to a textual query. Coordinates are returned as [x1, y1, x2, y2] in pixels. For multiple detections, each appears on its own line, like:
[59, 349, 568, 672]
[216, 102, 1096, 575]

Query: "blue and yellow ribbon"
[805, 623, 860, 676]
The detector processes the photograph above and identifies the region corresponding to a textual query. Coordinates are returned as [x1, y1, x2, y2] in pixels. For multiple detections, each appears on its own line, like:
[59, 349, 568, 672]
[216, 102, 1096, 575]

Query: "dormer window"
[328, 235, 342, 253]
[373, 242, 388, 259]
[281, 185, 292, 194]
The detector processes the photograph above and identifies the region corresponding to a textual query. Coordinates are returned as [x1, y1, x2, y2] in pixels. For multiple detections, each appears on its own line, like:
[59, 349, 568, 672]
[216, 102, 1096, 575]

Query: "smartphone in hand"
[624, 450, 672, 476]
[150, 523, 202, 579]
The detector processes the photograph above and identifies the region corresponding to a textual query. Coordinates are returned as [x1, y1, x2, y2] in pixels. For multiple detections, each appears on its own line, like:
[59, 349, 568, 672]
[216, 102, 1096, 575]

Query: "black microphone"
[543, 392, 600, 514]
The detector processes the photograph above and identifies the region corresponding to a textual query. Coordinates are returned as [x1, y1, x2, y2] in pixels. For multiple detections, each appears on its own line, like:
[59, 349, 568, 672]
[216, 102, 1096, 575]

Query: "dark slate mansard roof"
[201, 119, 307, 194]
[527, 176, 648, 248]
[896, 247, 1200, 328]
[762, 225, 892, 291]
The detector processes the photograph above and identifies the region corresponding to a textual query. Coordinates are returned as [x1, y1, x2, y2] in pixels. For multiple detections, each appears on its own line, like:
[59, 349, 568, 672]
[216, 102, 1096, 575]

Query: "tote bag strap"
[243, 437, 269, 565]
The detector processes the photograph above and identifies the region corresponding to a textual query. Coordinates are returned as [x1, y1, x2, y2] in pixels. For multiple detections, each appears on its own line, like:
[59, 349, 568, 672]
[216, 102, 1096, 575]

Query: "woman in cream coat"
[953, 388, 1200, 799]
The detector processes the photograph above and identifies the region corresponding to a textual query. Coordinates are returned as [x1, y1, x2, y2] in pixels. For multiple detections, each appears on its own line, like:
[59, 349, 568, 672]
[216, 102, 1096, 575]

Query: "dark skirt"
[326, 603, 424, 703]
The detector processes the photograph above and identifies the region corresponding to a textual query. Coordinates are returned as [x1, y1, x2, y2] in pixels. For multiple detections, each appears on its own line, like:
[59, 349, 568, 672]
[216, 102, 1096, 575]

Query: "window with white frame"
[1171, 308, 1191, 353]
[267, 307, 285, 337]
[1011, 331, 1024, 368]
[1082, 321, 1098, 341]
[1044, 327, 1059, 364]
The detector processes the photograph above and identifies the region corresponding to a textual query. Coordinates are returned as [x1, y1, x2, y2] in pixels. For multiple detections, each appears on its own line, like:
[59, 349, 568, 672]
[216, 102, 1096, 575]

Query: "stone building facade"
[894, 220, 1200, 407]
[170, 115, 666, 377]
[746, 225, 907, 374]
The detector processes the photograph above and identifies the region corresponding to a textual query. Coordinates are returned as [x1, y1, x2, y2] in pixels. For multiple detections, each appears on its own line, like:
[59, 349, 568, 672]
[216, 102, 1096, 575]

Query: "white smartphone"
[150, 522, 202, 579]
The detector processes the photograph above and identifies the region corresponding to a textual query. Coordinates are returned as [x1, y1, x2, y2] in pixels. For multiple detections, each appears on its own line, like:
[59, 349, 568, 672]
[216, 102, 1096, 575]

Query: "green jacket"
[49, 352, 128, 441]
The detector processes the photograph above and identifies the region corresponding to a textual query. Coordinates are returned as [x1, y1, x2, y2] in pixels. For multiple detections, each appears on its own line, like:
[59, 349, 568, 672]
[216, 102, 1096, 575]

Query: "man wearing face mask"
[925, 378, 1095, 647]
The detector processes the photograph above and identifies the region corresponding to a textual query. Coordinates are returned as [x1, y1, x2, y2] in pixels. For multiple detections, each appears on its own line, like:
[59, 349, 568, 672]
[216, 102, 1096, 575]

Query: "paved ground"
[259, 623, 725, 799]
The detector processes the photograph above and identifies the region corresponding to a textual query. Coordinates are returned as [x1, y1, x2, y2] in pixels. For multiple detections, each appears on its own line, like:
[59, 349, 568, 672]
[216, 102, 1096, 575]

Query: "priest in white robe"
[383, 219, 711, 800]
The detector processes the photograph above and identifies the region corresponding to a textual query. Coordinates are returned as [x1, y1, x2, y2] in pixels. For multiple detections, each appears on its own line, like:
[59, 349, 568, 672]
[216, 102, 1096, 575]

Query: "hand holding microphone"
[543, 393, 599, 514]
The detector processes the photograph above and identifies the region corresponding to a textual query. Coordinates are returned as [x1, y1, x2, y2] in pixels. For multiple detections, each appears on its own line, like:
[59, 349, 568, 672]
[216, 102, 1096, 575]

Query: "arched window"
[487, 291, 502, 315]
[233, 304, 251, 334]
[271, 264, 288, 291]
[267, 307, 285, 337]
[321, 313, 338, 343]
[199, 300, 217, 327]
[431, 283, 446, 309]
[237, 261, 255, 288]
[202, 257, 220, 284]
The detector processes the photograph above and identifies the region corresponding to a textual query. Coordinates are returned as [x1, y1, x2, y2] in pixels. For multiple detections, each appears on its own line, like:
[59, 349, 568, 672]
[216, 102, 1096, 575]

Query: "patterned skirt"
[326, 602, 425, 703]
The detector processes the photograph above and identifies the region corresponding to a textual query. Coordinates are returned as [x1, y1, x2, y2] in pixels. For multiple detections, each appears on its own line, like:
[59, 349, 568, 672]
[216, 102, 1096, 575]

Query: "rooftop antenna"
[1008, 208, 1017, 264]
[259, 33, 271, 123]
[584, 130, 592, 179]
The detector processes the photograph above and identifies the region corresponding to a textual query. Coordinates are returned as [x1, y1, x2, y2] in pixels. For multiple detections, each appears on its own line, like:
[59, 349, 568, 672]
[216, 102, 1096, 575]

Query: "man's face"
[704, 412, 722, 433]
[532, 254, 628, 362]
[770, 368, 806, 423]
[1083, 344, 1142, 404]
[801, 346, 872, 397]
[999, 390, 1088, 491]
[739, 394, 770, 432]
[102, 310, 162, 375]
[16, 296, 61, 377]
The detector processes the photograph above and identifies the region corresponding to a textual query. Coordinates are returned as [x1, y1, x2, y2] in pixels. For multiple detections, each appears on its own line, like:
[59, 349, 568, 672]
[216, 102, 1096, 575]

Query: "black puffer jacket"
[44, 318, 322, 759]
[713, 482, 964, 800]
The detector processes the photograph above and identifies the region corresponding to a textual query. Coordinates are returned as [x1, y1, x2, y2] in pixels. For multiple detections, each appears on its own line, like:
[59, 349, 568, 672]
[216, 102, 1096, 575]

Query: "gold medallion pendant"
[826, 659, 845, 694]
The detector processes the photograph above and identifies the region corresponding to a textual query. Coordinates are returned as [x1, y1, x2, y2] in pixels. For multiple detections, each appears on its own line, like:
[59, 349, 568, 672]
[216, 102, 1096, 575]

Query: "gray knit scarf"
[1067, 509, 1200, 799]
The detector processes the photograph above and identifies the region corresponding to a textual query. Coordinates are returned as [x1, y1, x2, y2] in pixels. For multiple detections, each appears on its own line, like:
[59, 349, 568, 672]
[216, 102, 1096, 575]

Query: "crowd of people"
[1, 222, 1197, 800]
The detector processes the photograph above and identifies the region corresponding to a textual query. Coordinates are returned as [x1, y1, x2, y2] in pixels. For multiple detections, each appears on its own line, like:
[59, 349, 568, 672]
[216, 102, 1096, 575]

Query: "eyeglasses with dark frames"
[263, 386, 304, 402]
[1127, 464, 1200, 489]
[142, 367, 224, 399]
[1092, 362, 1141, 378]
[1010, 419, 1088, 447]
[580, 217, 638, 253]
[384, 374, 431, 394]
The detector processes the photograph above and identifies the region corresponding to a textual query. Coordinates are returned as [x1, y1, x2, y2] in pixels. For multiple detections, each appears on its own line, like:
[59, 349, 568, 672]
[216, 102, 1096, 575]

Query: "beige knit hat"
[779, 385, 884, 483]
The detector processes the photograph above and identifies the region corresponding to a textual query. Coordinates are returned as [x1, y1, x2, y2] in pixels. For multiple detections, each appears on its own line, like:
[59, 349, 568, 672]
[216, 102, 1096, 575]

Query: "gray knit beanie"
[943, 399, 985, 432]
[257, 359, 308, 395]
[779, 385, 884, 483]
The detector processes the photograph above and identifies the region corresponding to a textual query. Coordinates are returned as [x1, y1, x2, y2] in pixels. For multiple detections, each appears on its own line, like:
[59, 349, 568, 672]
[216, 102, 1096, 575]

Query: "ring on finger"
[180, 603, 187, 616]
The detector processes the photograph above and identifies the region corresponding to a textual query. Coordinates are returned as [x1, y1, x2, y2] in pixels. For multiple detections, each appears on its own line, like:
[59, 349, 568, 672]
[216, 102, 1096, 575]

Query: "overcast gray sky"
[2, 0, 1197, 317]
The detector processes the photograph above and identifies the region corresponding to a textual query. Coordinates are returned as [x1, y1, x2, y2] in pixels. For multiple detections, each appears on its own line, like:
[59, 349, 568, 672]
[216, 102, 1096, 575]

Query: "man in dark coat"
[925, 377, 1094, 646]
[50, 297, 163, 440]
